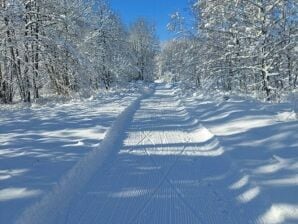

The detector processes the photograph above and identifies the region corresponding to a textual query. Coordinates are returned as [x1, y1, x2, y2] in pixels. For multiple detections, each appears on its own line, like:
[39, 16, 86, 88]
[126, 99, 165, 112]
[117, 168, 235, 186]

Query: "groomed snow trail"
[18, 84, 256, 224]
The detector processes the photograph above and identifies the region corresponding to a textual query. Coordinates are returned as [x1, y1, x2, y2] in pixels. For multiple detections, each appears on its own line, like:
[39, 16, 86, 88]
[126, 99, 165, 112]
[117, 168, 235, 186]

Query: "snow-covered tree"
[163, 0, 298, 100]
[129, 18, 159, 81]
[0, 0, 151, 104]
[159, 38, 202, 88]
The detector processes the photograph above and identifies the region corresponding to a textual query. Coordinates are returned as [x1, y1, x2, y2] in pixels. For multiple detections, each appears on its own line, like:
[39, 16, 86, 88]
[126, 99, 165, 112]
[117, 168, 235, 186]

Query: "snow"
[0, 90, 140, 223]
[180, 87, 298, 223]
[15, 86, 153, 224]
[1, 83, 297, 224]
[0, 188, 42, 202]
[261, 204, 298, 224]
[276, 111, 297, 122]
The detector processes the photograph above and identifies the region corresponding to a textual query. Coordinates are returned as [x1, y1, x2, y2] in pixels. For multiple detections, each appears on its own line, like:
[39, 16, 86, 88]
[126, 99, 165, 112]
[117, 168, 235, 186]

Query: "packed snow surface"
[1, 83, 297, 224]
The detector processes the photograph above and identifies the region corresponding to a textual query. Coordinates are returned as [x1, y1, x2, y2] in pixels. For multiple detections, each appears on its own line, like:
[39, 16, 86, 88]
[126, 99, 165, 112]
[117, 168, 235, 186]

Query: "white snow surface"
[0, 90, 140, 223]
[1, 83, 297, 224]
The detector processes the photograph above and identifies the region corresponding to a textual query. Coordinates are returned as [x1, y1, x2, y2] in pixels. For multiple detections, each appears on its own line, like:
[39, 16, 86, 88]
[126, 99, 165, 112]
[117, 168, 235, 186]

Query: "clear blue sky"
[108, 0, 190, 41]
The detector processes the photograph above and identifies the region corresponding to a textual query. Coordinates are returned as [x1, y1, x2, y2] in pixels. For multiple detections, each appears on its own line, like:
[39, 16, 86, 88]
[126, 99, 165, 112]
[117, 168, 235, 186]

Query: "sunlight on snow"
[202, 110, 244, 122]
[0, 188, 42, 202]
[276, 111, 297, 122]
[0, 149, 39, 158]
[63, 140, 85, 147]
[189, 125, 214, 143]
[210, 116, 274, 136]
[109, 188, 150, 198]
[261, 175, 298, 187]
[0, 169, 29, 181]
[122, 126, 223, 157]
[255, 160, 286, 174]
[121, 147, 224, 157]
[137, 166, 161, 171]
[229, 175, 249, 190]
[237, 186, 260, 203]
[254, 156, 298, 175]
[260, 204, 298, 224]
[42, 127, 106, 140]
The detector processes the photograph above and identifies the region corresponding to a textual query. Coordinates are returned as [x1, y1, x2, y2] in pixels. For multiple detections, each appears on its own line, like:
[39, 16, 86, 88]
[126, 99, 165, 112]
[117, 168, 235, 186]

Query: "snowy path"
[17, 84, 266, 224]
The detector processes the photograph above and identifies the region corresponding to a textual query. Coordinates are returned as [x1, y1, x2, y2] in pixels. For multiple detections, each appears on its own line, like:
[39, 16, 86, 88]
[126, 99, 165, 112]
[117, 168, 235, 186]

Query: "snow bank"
[15, 87, 154, 224]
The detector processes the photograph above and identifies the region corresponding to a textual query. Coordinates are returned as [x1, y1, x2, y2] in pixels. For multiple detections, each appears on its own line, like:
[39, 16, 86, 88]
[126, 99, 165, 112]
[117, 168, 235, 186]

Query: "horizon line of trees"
[0, 0, 158, 104]
[2, 0, 296, 104]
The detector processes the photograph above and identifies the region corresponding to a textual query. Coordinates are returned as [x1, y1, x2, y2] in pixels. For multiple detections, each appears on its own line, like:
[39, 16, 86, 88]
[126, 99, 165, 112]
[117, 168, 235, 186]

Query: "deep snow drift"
[0, 83, 297, 224]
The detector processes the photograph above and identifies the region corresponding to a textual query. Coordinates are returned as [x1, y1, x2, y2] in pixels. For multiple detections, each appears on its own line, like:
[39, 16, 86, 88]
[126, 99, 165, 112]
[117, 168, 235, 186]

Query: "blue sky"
[108, 0, 190, 41]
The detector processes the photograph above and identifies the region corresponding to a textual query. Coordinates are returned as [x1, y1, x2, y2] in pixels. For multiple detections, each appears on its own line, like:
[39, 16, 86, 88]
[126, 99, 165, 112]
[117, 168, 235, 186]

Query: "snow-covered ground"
[0, 89, 141, 223]
[1, 83, 297, 224]
[180, 89, 298, 223]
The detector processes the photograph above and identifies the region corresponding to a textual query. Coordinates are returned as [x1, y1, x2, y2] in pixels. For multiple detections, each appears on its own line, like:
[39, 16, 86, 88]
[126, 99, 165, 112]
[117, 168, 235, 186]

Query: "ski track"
[16, 84, 262, 224]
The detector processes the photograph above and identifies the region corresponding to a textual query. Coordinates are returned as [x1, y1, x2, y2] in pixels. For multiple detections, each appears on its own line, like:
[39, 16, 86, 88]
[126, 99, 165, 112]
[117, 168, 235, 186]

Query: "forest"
[0, 0, 158, 104]
[0, 0, 297, 104]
